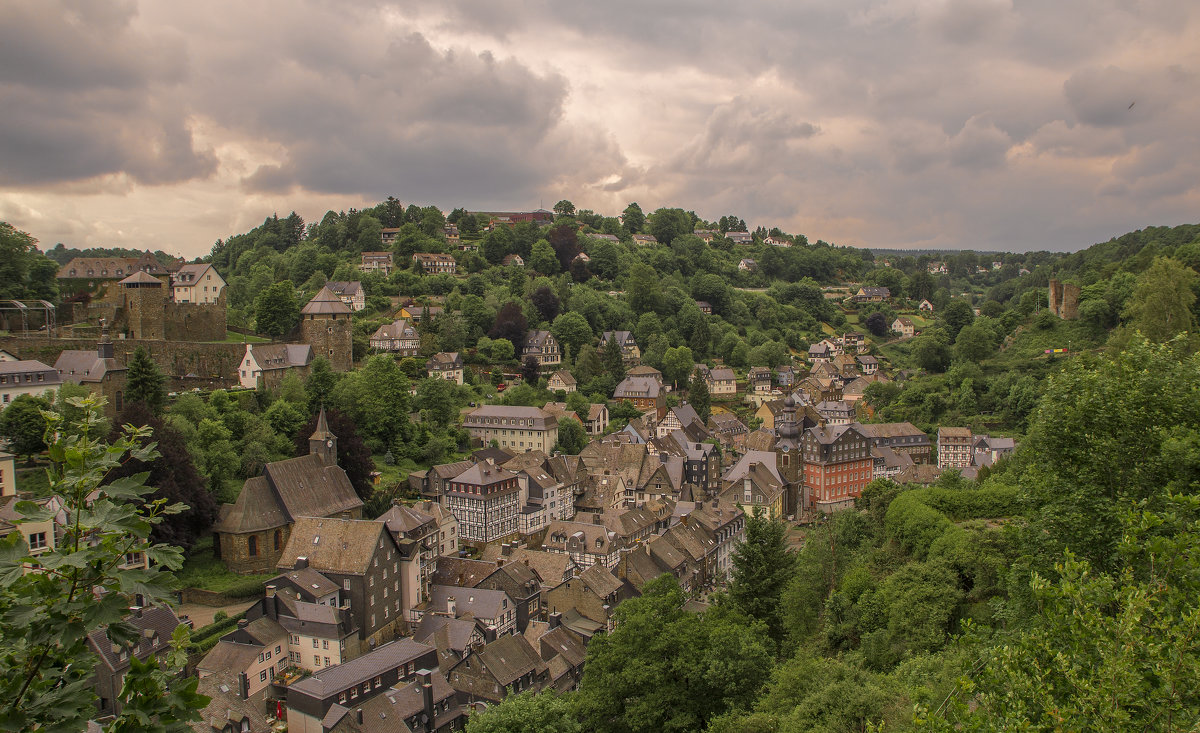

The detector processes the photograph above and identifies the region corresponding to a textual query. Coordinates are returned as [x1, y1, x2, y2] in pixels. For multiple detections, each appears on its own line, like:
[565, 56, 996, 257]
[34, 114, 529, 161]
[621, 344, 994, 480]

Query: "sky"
[1, 0, 1198, 259]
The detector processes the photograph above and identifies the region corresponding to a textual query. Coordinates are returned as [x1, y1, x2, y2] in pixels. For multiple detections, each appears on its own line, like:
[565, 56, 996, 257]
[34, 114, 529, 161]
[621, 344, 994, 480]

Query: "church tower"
[775, 394, 804, 517]
[309, 407, 338, 468]
[300, 286, 353, 372]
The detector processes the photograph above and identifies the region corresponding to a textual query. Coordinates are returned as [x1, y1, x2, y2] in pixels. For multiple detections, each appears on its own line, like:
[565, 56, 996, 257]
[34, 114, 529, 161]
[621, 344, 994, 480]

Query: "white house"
[171, 264, 225, 304]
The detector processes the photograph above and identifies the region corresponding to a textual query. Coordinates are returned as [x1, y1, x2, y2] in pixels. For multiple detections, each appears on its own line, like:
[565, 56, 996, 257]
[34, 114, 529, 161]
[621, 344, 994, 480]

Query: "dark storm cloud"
[0, 0, 215, 186]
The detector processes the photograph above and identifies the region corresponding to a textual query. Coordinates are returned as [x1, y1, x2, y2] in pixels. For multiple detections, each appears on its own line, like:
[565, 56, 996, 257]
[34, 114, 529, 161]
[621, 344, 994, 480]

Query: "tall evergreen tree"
[124, 346, 166, 414]
[729, 508, 797, 646]
[688, 370, 711, 423]
[602, 334, 627, 382]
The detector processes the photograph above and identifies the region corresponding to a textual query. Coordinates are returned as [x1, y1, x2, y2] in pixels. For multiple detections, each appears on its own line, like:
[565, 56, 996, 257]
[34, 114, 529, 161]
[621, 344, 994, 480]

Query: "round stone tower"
[300, 286, 353, 372]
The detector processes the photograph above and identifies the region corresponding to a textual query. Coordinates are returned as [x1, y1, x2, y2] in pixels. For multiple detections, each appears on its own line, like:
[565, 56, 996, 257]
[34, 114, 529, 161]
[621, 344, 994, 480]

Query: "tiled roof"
[301, 286, 353, 315]
[276, 517, 388, 576]
[290, 638, 434, 699]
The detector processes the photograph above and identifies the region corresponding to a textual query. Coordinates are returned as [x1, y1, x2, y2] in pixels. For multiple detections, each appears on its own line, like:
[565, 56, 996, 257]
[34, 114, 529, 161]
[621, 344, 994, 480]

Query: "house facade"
[170, 263, 226, 304]
[463, 405, 559, 453]
[370, 319, 420, 354]
[524, 331, 562, 367]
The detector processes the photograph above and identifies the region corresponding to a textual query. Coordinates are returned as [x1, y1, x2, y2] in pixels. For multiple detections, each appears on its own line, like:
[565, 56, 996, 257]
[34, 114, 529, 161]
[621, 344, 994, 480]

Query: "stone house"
[53, 330, 127, 417]
[238, 343, 313, 390]
[545, 564, 637, 632]
[88, 606, 184, 718]
[300, 286, 354, 372]
[448, 634, 548, 705]
[213, 410, 363, 574]
[426, 352, 464, 384]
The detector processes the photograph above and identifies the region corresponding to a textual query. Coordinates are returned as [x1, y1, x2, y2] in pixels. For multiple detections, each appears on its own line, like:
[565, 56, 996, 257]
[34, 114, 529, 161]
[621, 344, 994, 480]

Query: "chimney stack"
[237, 619, 248, 629]
[418, 669, 435, 726]
[266, 585, 276, 598]
[294, 556, 309, 570]
[484, 625, 498, 643]
[548, 612, 562, 629]
[356, 709, 363, 725]
[446, 596, 457, 617]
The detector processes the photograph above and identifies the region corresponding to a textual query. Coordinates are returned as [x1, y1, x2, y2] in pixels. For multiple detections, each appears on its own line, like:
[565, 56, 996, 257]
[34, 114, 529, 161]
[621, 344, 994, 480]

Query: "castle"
[1048, 279, 1081, 319]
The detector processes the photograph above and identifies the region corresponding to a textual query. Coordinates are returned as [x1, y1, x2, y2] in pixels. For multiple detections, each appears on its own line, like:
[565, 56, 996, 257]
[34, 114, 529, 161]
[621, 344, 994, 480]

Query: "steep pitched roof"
[276, 518, 390, 575]
[301, 285, 353, 315]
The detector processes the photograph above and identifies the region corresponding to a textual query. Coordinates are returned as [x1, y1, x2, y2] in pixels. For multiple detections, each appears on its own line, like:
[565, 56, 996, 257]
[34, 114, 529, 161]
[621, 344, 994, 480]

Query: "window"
[314, 655, 321, 666]
[343, 579, 351, 590]
[274, 529, 282, 551]
[247, 536, 258, 557]
[259, 670, 267, 682]
[28, 532, 47, 550]
[324, 656, 330, 666]
[322, 640, 328, 650]
[313, 638, 319, 648]
[275, 645, 281, 655]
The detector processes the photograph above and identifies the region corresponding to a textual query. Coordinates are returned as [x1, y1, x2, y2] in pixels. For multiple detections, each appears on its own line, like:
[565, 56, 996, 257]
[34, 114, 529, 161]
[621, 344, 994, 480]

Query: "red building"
[802, 424, 872, 513]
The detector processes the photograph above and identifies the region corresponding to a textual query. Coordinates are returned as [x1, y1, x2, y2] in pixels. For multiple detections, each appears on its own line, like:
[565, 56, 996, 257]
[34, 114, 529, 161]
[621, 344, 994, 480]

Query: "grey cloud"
[948, 117, 1011, 169]
[0, 0, 214, 186]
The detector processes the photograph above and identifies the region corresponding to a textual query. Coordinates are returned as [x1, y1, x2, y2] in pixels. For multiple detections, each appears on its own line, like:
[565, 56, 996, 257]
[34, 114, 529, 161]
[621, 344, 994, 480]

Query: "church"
[213, 409, 364, 574]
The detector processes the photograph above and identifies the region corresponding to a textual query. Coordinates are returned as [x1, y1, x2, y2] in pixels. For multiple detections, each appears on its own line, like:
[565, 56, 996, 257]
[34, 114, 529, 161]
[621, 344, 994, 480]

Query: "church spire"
[309, 407, 337, 467]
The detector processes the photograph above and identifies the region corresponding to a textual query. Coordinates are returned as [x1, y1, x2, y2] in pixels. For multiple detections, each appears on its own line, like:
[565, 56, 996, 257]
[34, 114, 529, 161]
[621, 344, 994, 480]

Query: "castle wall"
[0, 336, 250, 391]
[164, 298, 227, 342]
[1047, 279, 1080, 320]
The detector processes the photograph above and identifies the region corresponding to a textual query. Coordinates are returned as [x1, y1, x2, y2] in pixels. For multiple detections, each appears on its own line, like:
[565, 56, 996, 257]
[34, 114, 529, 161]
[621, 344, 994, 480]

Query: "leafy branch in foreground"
[0, 396, 207, 733]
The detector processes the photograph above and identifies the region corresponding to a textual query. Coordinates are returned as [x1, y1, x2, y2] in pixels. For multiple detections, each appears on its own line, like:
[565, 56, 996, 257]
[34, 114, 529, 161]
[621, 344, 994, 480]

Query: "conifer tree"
[125, 345, 166, 414]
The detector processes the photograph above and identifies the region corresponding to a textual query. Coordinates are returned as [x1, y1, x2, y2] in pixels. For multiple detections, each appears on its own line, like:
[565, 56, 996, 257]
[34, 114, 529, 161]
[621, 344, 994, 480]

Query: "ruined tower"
[300, 286, 353, 372]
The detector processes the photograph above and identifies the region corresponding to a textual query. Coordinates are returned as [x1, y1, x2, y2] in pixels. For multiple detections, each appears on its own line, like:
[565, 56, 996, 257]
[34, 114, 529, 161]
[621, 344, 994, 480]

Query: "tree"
[602, 333, 627, 382]
[305, 356, 339, 411]
[330, 355, 411, 449]
[939, 299, 975, 340]
[661, 346, 695, 390]
[551, 312, 592, 360]
[0, 394, 50, 462]
[729, 508, 797, 645]
[553, 200, 576, 217]
[522, 356, 541, 385]
[465, 690, 581, 733]
[0, 396, 205, 731]
[108, 402, 216, 550]
[1020, 336, 1200, 574]
[293, 408, 376, 501]
[489, 302, 529, 347]
[528, 239, 559, 274]
[626, 264, 663, 314]
[414, 377, 458, 430]
[687, 370, 711, 423]
[647, 207, 693, 247]
[254, 279, 299, 337]
[912, 328, 952, 372]
[554, 417, 587, 455]
[125, 346, 166, 414]
[531, 285, 561, 323]
[574, 575, 773, 733]
[622, 202, 645, 234]
[864, 311, 889, 337]
[953, 322, 995, 363]
[1122, 256, 1198, 344]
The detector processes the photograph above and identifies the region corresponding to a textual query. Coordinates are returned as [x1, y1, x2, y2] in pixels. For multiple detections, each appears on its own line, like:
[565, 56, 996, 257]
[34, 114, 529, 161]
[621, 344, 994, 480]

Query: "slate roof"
[87, 606, 182, 672]
[578, 563, 624, 598]
[428, 585, 511, 621]
[192, 670, 270, 733]
[413, 615, 481, 656]
[276, 517, 389, 575]
[375, 504, 435, 537]
[613, 376, 661, 399]
[371, 319, 417, 341]
[470, 634, 546, 687]
[246, 343, 313, 373]
[214, 453, 361, 534]
[343, 671, 458, 732]
[198, 640, 263, 675]
[302, 285, 353, 315]
[432, 557, 496, 588]
[722, 450, 783, 484]
[54, 348, 125, 384]
[290, 638, 435, 699]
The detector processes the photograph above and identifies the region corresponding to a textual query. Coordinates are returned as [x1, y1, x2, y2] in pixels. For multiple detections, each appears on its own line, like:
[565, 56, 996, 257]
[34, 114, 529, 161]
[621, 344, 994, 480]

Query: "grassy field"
[14, 463, 50, 497]
[221, 331, 269, 343]
[174, 535, 272, 596]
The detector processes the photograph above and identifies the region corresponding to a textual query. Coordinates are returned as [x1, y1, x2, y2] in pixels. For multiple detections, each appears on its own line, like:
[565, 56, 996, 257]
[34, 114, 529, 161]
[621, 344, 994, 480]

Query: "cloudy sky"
[1, 0, 1197, 258]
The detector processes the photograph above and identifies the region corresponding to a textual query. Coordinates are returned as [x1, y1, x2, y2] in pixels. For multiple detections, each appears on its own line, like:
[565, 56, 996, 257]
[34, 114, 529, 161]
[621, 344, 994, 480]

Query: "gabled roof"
[87, 606, 181, 673]
[428, 584, 511, 621]
[290, 638, 435, 699]
[301, 285, 353, 315]
[276, 517, 390, 576]
[371, 319, 417, 341]
[577, 563, 624, 598]
[466, 634, 546, 687]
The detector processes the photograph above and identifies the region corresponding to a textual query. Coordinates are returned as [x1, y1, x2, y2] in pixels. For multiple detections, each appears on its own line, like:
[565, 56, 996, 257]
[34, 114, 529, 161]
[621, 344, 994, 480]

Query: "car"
[496, 383, 507, 392]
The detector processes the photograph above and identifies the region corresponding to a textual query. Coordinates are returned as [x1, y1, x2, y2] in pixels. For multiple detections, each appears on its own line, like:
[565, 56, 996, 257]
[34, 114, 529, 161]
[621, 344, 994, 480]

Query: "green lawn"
[220, 331, 269, 343]
[14, 463, 50, 497]
[174, 535, 272, 597]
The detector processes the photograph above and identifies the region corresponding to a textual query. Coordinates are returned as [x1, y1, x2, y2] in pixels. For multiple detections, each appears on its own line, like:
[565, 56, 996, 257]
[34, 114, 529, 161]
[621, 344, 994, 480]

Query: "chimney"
[501, 543, 515, 557]
[446, 596, 457, 617]
[131, 606, 143, 619]
[548, 612, 562, 629]
[484, 625, 498, 643]
[496, 557, 505, 568]
[294, 557, 309, 570]
[356, 709, 364, 725]
[237, 619, 248, 629]
[418, 669, 435, 726]
[266, 585, 276, 598]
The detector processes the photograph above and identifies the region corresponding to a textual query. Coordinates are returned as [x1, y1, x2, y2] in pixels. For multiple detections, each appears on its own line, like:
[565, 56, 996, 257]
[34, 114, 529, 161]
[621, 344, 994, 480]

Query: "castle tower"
[119, 271, 166, 340]
[309, 407, 337, 467]
[300, 286, 353, 372]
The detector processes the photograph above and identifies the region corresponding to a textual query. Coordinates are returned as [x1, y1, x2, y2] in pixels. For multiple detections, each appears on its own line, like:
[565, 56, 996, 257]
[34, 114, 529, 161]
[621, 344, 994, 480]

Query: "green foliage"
[253, 279, 299, 337]
[554, 417, 587, 455]
[466, 690, 582, 733]
[0, 396, 205, 731]
[1121, 256, 1198, 345]
[574, 575, 773, 733]
[125, 346, 167, 414]
[729, 509, 796, 646]
[1020, 336, 1200, 574]
[687, 370, 711, 423]
[0, 222, 57, 301]
[0, 393, 50, 460]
